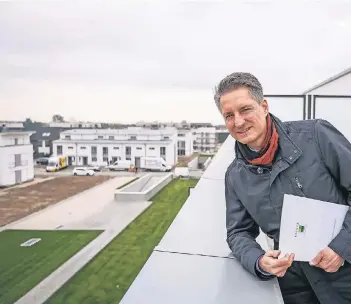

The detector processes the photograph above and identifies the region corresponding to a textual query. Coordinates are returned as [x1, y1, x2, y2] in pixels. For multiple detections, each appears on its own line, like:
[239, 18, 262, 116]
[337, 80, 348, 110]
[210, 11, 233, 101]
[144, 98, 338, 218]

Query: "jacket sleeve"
[315, 119, 351, 263]
[225, 168, 273, 279]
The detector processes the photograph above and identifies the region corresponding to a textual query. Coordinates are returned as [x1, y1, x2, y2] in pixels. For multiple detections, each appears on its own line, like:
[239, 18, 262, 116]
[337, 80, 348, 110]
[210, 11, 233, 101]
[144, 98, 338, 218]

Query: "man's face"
[219, 87, 269, 149]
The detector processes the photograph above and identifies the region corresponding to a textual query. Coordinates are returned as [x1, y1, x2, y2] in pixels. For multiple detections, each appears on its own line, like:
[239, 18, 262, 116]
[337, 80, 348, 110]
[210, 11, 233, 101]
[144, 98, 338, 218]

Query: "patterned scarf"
[237, 114, 279, 166]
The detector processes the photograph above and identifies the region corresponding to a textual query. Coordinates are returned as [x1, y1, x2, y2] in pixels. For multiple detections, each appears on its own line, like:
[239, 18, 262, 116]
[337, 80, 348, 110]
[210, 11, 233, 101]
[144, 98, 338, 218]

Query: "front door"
[83, 157, 88, 165]
[135, 157, 141, 168]
[68, 157, 73, 166]
[15, 170, 22, 184]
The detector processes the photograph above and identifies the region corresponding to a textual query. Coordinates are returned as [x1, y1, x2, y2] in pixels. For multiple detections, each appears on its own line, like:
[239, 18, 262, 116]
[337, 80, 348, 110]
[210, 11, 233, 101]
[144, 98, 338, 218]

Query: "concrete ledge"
[114, 173, 173, 202]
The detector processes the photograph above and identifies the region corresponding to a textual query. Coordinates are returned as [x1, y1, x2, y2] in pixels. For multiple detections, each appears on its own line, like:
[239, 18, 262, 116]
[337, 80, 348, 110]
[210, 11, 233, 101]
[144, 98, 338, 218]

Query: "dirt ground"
[0, 176, 111, 227]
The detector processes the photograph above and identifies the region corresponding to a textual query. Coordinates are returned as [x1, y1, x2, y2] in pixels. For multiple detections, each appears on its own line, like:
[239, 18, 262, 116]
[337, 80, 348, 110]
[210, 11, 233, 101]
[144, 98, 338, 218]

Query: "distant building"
[0, 121, 24, 130]
[52, 127, 179, 167]
[25, 125, 64, 159]
[49, 122, 102, 128]
[177, 129, 193, 156]
[192, 127, 216, 153]
[0, 128, 35, 187]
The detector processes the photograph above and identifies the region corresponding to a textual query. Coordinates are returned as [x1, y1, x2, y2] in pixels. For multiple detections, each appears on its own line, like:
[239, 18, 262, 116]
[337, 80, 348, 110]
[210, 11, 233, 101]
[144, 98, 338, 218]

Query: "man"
[215, 72, 351, 304]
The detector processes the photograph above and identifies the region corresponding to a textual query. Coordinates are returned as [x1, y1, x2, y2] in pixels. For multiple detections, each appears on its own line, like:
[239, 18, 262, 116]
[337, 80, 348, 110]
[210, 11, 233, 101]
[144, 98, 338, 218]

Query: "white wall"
[307, 72, 351, 95]
[0, 134, 31, 147]
[265, 96, 304, 122]
[314, 97, 351, 142]
[53, 141, 178, 166]
[0, 144, 34, 186]
[305, 72, 351, 142]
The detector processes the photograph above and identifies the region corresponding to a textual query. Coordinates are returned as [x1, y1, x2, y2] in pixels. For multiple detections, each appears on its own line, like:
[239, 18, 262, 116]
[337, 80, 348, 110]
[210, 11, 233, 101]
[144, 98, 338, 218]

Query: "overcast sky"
[1, 0, 351, 124]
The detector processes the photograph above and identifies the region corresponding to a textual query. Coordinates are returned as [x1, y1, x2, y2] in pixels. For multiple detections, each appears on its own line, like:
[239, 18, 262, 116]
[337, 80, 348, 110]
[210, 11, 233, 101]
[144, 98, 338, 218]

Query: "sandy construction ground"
[3, 176, 136, 230]
[0, 176, 111, 227]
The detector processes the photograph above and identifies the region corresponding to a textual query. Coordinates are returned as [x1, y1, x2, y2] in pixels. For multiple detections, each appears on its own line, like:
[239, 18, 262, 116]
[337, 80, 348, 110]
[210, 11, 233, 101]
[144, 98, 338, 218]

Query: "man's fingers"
[266, 250, 281, 258]
[288, 253, 295, 264]
[272, 265, 291, 276]
[310, 251, 324, 266]
[270, 255, 293, 269]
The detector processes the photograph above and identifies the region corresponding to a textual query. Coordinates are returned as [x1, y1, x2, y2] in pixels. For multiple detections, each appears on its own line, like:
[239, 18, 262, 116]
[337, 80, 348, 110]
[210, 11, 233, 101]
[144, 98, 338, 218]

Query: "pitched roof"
[24, 125, 65, 141]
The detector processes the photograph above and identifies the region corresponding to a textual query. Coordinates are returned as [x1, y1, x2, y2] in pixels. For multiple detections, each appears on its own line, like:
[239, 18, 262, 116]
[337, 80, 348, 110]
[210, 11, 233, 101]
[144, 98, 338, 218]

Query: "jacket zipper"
[295, 177, 305, 196]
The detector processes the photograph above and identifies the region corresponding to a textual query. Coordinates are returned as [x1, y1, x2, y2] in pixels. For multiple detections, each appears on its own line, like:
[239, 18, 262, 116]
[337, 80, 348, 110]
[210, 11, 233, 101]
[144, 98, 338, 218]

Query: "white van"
[107, 160, 132, 171]
[140, 157, 172, 172]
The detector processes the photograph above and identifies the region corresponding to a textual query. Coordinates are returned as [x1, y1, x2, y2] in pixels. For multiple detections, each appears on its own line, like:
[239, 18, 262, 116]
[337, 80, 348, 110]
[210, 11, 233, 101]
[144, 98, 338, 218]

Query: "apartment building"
[177, 129, 193, 156]
[52, 127, 178, 167]
[192, 127, 216, 153]
[0, 129, 35, 187]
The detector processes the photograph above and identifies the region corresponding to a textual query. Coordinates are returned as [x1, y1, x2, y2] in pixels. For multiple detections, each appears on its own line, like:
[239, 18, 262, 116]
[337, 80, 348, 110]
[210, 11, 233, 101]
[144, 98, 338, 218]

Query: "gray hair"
[214, 72, 264, 110]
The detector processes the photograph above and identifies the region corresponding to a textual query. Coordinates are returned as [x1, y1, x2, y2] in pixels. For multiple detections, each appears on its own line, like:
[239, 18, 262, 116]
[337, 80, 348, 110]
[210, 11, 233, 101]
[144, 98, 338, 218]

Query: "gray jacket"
[225, 114, 351, 279]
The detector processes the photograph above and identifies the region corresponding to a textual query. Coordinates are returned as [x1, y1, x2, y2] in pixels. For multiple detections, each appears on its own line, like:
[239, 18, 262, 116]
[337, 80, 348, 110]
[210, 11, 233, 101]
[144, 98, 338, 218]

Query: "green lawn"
[0, 230, 101, 304]
[46, 178, 199, 304]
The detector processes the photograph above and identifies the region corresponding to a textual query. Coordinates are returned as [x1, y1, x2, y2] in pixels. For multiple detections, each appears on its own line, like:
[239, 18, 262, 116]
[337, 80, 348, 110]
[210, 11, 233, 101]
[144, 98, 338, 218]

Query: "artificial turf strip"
[0, 229, 102, 304]
[46, 178, 199, 304]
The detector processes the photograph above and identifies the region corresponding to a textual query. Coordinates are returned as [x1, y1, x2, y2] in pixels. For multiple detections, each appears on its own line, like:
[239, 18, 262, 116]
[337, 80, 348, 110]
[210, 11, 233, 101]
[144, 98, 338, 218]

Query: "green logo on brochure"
[295, 223, 306, 237]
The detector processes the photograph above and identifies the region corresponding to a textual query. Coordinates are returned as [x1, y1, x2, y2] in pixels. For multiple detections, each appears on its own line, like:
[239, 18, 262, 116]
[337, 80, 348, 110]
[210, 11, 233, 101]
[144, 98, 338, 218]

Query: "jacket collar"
[235, 113, 303, 166]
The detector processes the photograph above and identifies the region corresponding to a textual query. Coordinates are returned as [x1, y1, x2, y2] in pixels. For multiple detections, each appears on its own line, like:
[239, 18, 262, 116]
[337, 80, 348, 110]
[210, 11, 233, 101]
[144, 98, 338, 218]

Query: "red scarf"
[248, 115, 279, 166]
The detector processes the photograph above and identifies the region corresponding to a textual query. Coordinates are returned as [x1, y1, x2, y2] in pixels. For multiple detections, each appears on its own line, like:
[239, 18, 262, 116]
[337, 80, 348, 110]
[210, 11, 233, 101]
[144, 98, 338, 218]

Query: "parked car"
[36, 157, 49, 165]
[73, 167, 95, 176]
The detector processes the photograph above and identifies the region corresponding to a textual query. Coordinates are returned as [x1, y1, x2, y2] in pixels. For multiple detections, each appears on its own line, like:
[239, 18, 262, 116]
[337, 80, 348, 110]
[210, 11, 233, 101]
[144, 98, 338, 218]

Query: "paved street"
[35, 166, 166, 177]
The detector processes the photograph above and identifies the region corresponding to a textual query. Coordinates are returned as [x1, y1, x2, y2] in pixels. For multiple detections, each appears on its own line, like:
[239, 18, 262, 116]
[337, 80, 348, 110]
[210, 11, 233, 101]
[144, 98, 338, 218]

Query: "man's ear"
[262, 99, 269, 115]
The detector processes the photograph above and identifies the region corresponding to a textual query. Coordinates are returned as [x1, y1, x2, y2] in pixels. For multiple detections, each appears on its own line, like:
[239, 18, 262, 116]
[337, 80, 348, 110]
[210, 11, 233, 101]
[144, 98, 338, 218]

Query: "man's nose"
[234, 115, 245, 127]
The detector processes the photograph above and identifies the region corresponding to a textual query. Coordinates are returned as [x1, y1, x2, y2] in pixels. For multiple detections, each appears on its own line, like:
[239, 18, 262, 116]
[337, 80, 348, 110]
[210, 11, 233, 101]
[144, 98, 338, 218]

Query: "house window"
[130, 136, 137, 140]
[149, 147, 155, 150]
[109, 136, 114, 140]
[98, 136, 103, 140]
[177, 141, 185, 149]
[113, 147, 119, 150]
[136, 147, 142, 150]
[80, 146, 86, 150]
[163, 136, 170, 140]
[92, 157, 97, 162]
[178, 150, 186, 156]
[178, 134, 185, 137]
[68, 147, 74, 150]
[15, 154, 21, 167]
[57, 145, 63, 155]
[14, 138, 18, 145]
[91, 146, 97, 154]
[64, 135, 71, 139]
[126, 146, 131, 155]
[160, 147, 166, 157]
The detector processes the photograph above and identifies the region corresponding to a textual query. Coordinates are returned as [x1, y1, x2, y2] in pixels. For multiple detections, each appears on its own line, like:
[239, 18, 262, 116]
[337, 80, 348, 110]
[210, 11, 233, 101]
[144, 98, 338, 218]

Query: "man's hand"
[258, 250, 294, 277]
[310, 247, 344, 272]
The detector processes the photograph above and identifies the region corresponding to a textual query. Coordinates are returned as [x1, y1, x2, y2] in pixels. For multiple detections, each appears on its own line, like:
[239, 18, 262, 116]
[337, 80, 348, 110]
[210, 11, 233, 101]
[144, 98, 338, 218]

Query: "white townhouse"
[177, 129, 193, 156]
[52, 127, 179, 167]
[0, 129, 35, 187]
[191, 127, 216, 154]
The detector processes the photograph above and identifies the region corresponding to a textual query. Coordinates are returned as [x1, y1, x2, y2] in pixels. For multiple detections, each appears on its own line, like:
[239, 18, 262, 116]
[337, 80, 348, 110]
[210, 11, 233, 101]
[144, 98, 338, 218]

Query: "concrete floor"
[4, 176, 141, 230]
